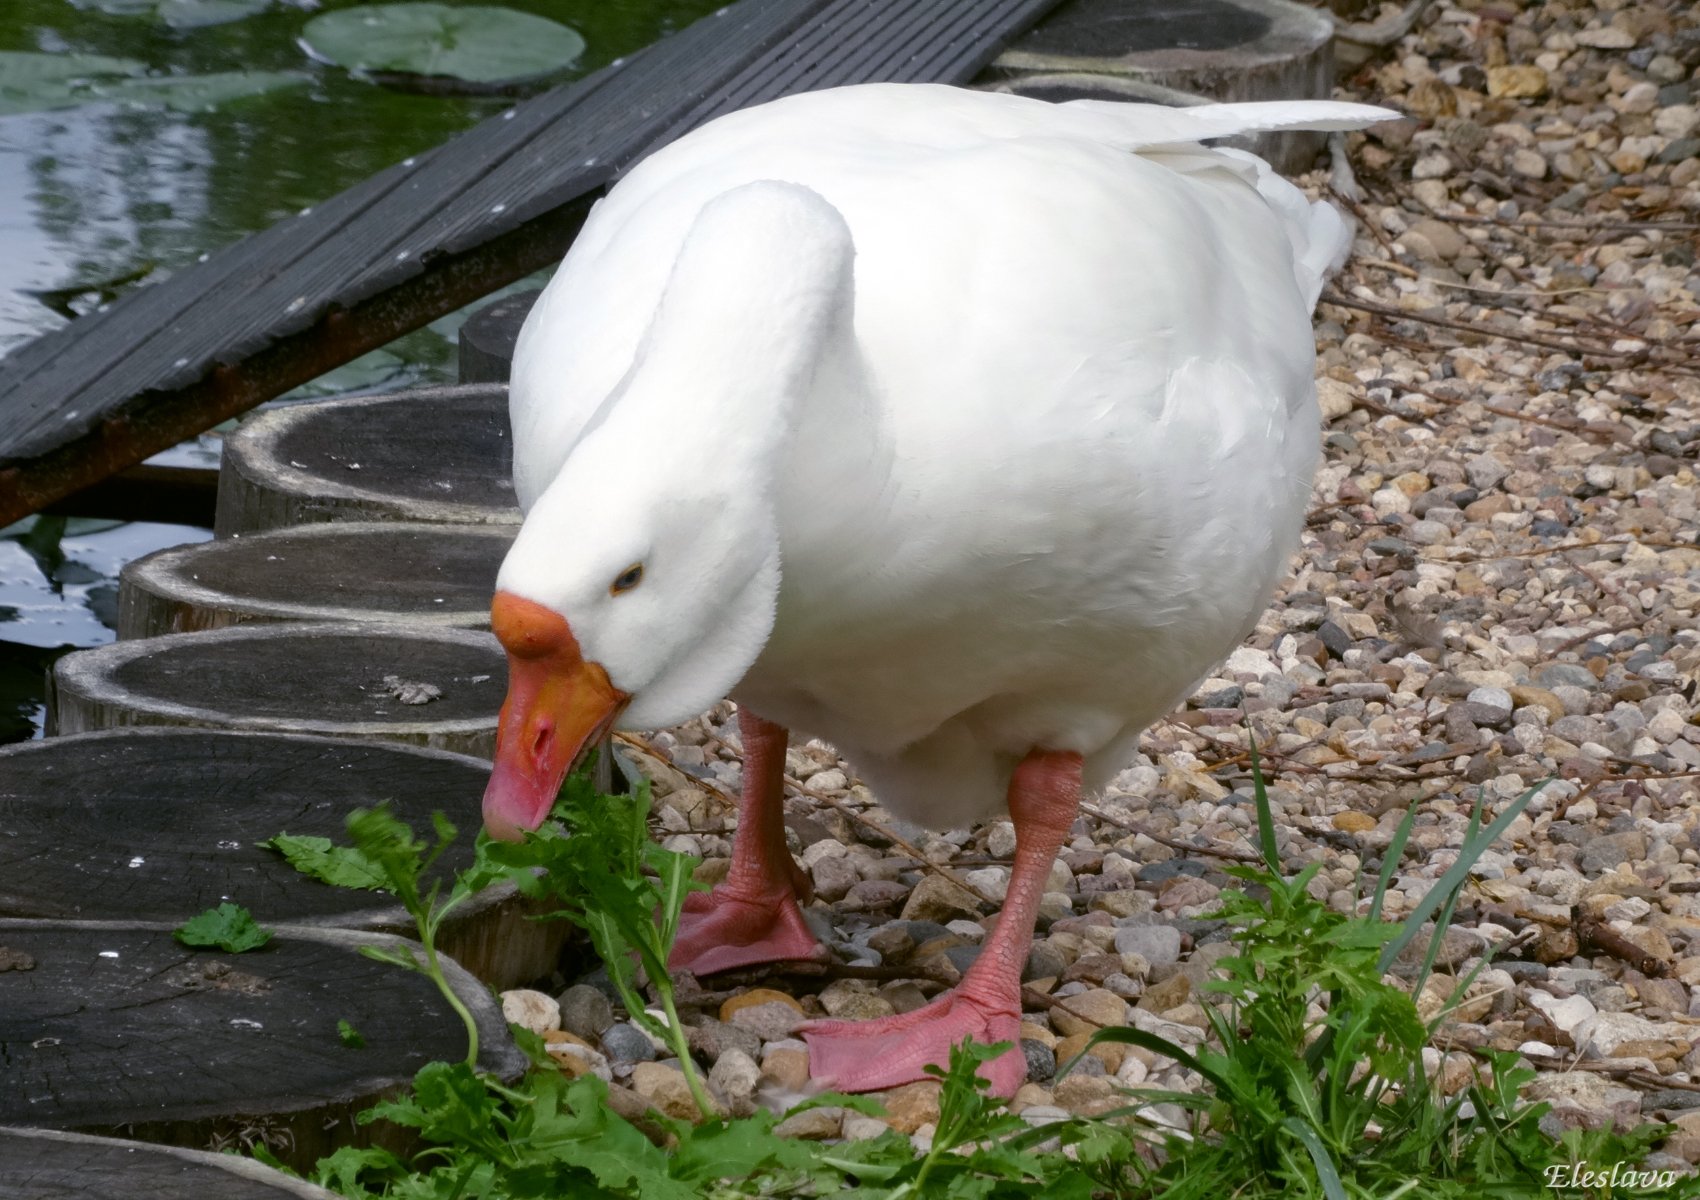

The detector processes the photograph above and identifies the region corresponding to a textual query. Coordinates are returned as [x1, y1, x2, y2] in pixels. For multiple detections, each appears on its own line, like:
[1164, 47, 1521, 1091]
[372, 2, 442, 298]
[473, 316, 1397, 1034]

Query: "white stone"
[1412, 152, 1452, 180]
[1573, 1011, 1694, 1057]
[1316, 377, 1357, 420]
[500, 989, 562, 1037]
[1655, 105, 1699, 140]
[1527, 990, 1596, 1035]
[709, 1048, 762, 1111]
[1647, 708, 1687, 743]
[1576, 25, 1635, 49]
[964, 866, 1011, 903]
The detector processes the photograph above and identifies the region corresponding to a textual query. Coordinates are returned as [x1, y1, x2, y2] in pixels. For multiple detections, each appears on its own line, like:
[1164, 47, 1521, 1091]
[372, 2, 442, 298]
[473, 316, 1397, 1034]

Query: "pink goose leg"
[801, 748, 1083, 1097]
[669, 709, 825, 975]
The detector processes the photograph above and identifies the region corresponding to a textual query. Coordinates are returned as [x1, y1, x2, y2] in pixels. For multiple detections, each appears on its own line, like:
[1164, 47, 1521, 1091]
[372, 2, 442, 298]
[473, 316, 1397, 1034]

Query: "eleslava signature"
[1544, 1162, 1682, 1190]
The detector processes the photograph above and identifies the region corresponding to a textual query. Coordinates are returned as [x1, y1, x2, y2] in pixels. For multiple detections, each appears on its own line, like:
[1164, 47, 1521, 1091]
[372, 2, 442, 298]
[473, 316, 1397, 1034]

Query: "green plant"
[478, 768, 715, 1117]
[269, 808, 493, 1067]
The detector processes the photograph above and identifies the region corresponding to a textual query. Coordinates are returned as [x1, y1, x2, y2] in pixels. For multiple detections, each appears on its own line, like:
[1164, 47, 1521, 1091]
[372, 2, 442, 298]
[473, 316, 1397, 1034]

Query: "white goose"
[480, 83, 1396, 1096]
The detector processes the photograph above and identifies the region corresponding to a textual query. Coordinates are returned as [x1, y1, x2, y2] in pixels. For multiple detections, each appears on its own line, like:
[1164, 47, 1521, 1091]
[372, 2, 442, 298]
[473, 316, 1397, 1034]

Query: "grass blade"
[1368, 806, 1415, 924]
[1246, 725, 1282, 872]
[1377, 781, 1543, 974]
[1062, 1028, 1233, 1096]
[1282, 1118, 1347, 1200]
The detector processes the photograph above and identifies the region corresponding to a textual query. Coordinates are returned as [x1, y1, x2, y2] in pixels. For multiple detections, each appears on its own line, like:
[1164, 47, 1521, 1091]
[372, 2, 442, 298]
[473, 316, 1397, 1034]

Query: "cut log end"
[51, 622, 504, 759]
[0, 729, 565, 987]
[0, 921, 527, 1173]
[988, 0, 1336, 173]
[0, 1126, 342, 1200]
[118, 521, 512, 640]
[458, 290, 542, 384]
[215, 385, 520, 538]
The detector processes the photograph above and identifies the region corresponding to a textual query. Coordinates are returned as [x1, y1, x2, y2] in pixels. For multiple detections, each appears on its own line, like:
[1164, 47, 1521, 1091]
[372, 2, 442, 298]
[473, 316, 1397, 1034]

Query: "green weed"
[257, 758, 1692, 1198]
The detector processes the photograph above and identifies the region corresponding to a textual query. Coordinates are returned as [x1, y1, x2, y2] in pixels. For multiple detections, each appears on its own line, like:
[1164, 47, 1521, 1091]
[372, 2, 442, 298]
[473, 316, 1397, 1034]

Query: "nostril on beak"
[530, 722, 554, 762]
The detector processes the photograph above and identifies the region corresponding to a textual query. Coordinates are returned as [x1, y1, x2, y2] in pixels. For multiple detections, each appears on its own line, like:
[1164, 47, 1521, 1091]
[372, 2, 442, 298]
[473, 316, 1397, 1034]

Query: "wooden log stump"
[458, 291, 542, 384]
[119, 522, 512, 640]
[988, 0, 1336, 172]
[215, 385, 519, 538]
[0, 1126, 341, 1200]
[0, 920, 527, 1172]
[49, 623, 504, 758]
[0, 729, 565, 988]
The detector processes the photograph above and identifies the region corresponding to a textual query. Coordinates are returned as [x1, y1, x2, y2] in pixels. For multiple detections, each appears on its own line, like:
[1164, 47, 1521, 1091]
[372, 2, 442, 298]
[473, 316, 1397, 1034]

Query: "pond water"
[0, 0, 722, 743]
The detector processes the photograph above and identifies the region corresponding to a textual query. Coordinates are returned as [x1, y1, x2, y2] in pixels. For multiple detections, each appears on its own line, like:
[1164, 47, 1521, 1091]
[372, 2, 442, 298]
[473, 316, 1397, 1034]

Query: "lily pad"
[156, 0, 276, 28]
[0, 51, 147, 115]
[300, 3, 585, 91]
[77, 0, 274, 27]
[105, 70, 309, 111]
[0, 53, 305, 115]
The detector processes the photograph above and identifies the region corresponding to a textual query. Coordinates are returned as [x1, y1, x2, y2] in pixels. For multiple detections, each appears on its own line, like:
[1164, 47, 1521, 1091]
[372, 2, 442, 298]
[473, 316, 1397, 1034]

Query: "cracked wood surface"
[0, 921, 526, 1172]
[119, 521, 513, 639]
[214, 385, 518, 537]
[0, 1126, 340, 1200]
[49, 622, 505, 757]
[0, 730, 562, 987]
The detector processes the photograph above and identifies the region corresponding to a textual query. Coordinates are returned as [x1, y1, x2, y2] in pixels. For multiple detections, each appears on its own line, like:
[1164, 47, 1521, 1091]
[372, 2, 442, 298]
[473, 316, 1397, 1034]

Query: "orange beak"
[482, 590, 628, 841]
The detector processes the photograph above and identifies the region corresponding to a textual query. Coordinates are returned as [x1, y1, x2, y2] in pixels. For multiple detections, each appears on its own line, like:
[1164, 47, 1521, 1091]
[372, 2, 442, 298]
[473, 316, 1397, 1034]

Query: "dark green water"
[0, 0, 723, 740]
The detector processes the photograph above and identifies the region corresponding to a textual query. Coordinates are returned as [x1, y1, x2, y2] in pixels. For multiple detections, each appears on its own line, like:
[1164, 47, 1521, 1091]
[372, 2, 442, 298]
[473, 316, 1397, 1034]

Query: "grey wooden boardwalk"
[0, 0, 1061, 526]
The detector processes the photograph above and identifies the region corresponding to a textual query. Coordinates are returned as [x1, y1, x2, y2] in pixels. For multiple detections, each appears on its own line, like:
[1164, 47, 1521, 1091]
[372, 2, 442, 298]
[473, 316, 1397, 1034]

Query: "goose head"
[481, 180, 854, 840]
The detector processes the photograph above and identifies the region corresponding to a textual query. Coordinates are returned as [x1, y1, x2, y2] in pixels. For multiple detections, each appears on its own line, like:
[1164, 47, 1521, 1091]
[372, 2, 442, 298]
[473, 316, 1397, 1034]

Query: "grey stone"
[686, 1016, 763, 1065]
[1465, 452, 1510, 491]
[1022, 1038, 1057, 1082]
[1138, 859, 1209, 884]
[1317, 620, 1352, 658]
[558, 984, 615, 1041]
[1024, 941, 1069, 982]
[709, 1048, 762, 1113]
[1579, 831, 1647, 875]
[1112, 923, 1182, 968]
[810, 853, 859, 903]
[1466, 686, 1513, 718]
[726, 1001, 806, 1041]
[1537, 663, 1599, 691]
[601, 1022, 658, 1064]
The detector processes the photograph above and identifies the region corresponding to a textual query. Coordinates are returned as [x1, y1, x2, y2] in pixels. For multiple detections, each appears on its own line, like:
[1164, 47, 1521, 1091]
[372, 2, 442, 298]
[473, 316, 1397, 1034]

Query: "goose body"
[486, 83, 1396, 1093]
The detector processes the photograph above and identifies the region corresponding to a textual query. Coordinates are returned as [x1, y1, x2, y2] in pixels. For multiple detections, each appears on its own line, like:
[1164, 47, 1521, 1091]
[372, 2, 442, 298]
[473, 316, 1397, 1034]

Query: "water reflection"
[0, 0, 724, 356]
[0, 0, 725, 741]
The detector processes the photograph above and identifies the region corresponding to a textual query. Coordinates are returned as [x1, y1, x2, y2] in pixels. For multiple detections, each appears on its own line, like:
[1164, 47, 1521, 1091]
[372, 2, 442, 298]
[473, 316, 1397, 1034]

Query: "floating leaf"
[301, 3, 585, 88]
[0, 51, 144, 114]
[0, 51, 305, 115]
[157, 0, 275, 28]
[78, 0, 275, 26]
[104, 70, 308, 112]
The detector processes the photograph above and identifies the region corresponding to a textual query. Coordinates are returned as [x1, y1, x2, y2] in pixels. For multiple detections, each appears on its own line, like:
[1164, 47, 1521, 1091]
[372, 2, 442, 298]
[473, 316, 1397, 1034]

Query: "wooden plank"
[0, 0, 1065, 527]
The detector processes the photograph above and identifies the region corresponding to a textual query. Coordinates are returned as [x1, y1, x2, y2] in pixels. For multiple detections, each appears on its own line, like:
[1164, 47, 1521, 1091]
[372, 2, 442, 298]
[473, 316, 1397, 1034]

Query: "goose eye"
[610, 563, 644, 595]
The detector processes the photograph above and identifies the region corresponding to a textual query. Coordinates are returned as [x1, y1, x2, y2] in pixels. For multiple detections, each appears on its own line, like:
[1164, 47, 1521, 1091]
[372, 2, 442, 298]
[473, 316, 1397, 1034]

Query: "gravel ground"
[511, 0, 1700, 1168]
